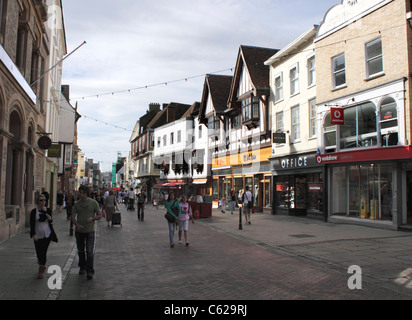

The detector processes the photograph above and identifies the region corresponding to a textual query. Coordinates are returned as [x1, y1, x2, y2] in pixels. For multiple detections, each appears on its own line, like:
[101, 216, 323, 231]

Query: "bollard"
[239, 206, 242, 230]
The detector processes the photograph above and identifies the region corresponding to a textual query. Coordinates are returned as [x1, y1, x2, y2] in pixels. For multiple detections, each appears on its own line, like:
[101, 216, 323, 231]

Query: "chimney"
[148, 103, 160, 113]
[61, 85, 70, 101]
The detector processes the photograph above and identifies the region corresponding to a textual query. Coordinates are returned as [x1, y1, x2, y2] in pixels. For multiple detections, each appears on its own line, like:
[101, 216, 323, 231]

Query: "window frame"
[332, 53, 346, 89]
[365, 37, 383, 78]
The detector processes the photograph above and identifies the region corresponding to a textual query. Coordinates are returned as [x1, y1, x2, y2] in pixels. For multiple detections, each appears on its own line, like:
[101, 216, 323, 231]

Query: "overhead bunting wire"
[68, 67, 234, 102]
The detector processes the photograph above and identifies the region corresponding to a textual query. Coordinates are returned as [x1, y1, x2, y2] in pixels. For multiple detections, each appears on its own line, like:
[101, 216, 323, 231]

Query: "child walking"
[178, 195, 195, 246]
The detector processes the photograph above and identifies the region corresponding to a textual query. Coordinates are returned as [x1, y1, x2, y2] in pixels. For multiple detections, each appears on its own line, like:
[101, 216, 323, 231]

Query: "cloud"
[62, 0, 336, 171]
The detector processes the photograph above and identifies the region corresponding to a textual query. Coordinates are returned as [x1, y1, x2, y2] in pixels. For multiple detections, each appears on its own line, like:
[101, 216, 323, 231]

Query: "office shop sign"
[272, 154, 320, 171]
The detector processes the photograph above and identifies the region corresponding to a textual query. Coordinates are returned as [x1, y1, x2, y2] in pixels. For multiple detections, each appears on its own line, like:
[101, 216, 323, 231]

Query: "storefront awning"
[153, 182, 187, 189]
[193, 179, 208, 185]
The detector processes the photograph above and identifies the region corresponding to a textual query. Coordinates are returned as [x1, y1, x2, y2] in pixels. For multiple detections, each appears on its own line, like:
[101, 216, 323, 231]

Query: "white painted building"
[265, 26, 324, 218]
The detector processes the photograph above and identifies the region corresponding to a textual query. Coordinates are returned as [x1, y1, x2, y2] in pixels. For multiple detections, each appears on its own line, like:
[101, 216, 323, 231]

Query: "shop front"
[270, 153, 325, 219]
[317, 146, 412, 229]
[211, 147, 272, 212]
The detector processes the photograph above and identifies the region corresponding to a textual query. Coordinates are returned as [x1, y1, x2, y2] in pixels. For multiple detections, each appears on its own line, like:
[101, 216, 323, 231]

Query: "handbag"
[165, 201, 179, 222]
[165, 212, 175, 223]
[49, 223, 58, 243]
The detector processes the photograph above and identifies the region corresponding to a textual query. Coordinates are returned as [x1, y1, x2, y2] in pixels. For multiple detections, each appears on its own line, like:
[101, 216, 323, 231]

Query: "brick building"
[315, 0, 412, 229]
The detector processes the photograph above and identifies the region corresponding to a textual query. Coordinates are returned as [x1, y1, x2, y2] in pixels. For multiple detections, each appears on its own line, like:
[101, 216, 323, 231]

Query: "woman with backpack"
[165, 192, 181, 248]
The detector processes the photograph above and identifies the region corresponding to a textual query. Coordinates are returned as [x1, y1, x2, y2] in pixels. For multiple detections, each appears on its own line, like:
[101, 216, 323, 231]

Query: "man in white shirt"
[242, 186, 253, 225]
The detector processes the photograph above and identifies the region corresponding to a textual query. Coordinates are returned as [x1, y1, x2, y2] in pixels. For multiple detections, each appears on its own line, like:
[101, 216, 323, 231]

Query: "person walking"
[242, 186, 253, 225]
[103, 190, 118, 227]
[137, 188, 147, 221]
[30, 194, 57, 279]
[178, 195, 195, 246]
[65, 190, 76, 220]
[127, 187, 135, 211]
[56, 189, 64, 213]
[71, 185, 102, 280]
[165, 192, 181, 248]
[229, 189, 237, 214]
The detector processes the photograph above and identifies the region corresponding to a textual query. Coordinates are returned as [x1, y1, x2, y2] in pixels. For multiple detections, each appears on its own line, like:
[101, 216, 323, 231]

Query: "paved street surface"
[1, 203, 412, 303]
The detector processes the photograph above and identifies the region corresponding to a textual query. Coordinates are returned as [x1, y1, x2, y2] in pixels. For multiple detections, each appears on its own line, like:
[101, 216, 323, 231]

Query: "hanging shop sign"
[47, 144, 62, 158]
[330, 107, 344, 125]
[37, 136, 52, 150]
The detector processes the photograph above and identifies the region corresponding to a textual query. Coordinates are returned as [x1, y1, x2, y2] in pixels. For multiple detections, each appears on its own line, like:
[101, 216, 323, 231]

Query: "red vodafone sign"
[331, 107, 344, 125]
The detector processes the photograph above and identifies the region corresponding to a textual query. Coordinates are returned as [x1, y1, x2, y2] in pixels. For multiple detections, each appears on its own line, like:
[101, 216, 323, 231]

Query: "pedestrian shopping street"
[1, 203, 412, 304]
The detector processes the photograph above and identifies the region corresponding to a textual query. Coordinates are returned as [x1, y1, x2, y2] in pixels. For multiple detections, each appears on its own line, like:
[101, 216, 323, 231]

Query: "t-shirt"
[179, 202, 192, 221]
[72, 198, 100, 233]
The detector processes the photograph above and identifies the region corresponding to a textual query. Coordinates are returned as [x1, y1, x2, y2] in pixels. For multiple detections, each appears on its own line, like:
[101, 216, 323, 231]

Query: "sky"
[61, 0, 339, 172]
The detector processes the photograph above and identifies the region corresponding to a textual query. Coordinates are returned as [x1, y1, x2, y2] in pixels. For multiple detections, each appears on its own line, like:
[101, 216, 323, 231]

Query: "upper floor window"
[309, 98, 317, 138]
[307, 56, 316, 87]
[291, 105, 300, 142]
[242, 97, 259, 122]
[275, 73, 283, 102]
[170, 132, 174, 145]
[177, 130, 181, 143]
[332, 53, 346, 88]
[290, 65, 299, 95]
[365, 38, 383, 78]
[380, 97, 398, 146]
[276, 111, 284, 133]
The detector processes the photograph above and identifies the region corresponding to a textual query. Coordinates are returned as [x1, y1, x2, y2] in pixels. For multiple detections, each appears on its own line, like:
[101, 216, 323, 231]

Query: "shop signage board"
[271, 153, 321, 171]
[330, 107, 344, 125]
[315, 146, 412, 164]
[273, 133, 286, 144]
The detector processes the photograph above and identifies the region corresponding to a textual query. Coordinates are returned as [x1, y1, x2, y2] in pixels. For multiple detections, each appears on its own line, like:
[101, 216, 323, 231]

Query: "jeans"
[168, 221, 176, 245]
[34, 237, 51, 266]
[75, 231, 95, 274]
[137, 203, 145, 220]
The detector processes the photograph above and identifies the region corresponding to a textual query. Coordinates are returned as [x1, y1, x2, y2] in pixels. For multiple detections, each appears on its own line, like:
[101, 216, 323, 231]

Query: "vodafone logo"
[331, 107, 344, 125]
[334, 110, 341, 119]
[316, 155, 338, 164]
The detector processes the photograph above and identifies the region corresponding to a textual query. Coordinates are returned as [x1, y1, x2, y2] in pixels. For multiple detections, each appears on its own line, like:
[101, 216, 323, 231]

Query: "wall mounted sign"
[273, 132, 286, 144]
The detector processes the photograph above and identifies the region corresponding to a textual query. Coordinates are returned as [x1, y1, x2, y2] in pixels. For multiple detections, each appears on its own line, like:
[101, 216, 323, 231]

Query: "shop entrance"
[274, 173, 323, 216]
[275, 175, 307, 216]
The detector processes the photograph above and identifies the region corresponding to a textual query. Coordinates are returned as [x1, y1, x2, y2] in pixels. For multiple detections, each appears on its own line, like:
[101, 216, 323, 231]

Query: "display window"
[331, 164, 393, 220]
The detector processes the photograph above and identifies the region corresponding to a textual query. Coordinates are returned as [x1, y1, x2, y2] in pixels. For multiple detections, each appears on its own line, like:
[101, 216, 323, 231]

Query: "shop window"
[331, 164, 393, 221]
[324, 112, 337, 152]
[380, 97, 398, 146]
[340, 102, 377, 150]
[276, 176, 290, 209]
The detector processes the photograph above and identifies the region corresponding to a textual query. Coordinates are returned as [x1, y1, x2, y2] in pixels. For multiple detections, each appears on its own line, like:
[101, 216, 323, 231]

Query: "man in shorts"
[242, 186, 253, 225]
